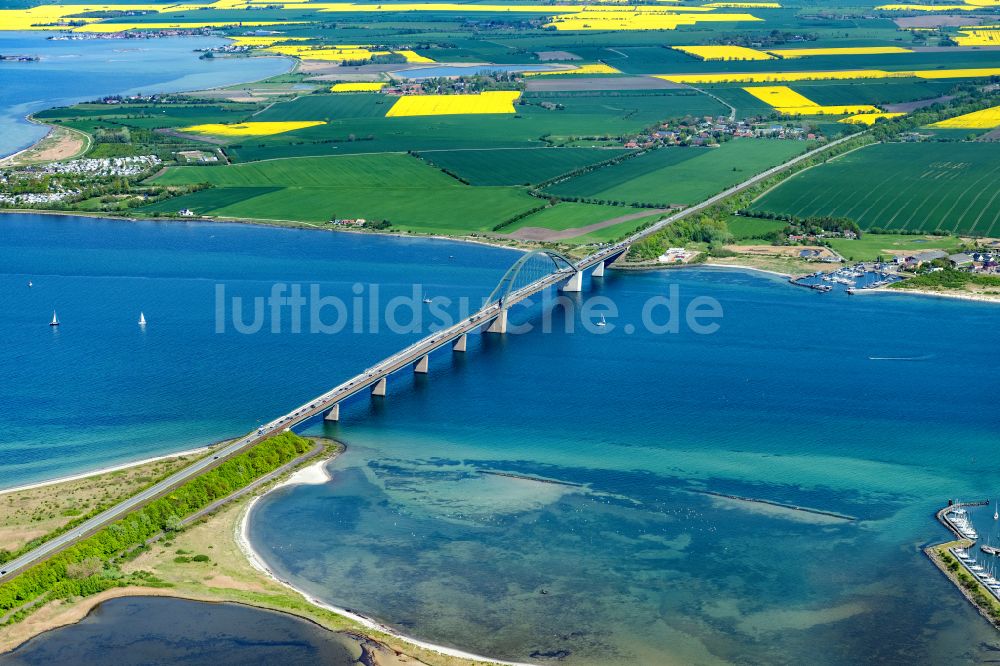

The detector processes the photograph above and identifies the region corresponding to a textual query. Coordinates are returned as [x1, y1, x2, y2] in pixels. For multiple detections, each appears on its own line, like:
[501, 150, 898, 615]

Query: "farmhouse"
[948, 253, 974, 268]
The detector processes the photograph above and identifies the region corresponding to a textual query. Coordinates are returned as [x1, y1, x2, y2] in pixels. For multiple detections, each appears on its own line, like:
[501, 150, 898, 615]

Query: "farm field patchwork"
[147, 153, 541, 233]
[750, 143, 1000, 235]
[545, 140, 808, 206]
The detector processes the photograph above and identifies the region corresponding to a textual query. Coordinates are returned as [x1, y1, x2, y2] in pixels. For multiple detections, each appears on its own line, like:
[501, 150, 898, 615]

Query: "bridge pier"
[486, 309, 507, 334]
[323, 404, 340, 422]
[561, 270, 583, 292]
[372, 377, 387, 397]
[453, 333, 467, 352]
[414, 354, 429, 374]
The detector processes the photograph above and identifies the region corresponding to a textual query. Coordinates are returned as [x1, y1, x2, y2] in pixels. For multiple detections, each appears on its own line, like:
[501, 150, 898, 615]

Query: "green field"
[223, 89, 729, 162]
[544, 140, 809, 206]
[726, 215, 787, 241]
[826, 233, 963, 262]
[751, 143, 1000, 236]
[417, 147, 630, 186]
[147, 154, 541, 234]
[503, 202, 639, 232]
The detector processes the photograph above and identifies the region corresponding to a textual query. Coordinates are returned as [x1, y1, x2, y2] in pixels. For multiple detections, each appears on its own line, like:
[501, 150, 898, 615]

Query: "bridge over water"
[0, 134, 859, 581]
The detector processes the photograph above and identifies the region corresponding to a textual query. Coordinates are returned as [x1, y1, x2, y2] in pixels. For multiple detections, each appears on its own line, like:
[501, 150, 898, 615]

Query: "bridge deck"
[0, 132, 862, 582]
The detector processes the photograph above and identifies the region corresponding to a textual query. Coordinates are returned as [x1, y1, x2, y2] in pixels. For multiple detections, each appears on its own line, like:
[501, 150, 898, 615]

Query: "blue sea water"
[0, 213, 514, 485]
[0, 32, 293, 158]
[3, 213, 1000, 663]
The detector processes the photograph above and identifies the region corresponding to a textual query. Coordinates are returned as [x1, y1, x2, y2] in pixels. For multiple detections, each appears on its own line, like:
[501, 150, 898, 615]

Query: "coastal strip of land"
[0, 436, 507, 666]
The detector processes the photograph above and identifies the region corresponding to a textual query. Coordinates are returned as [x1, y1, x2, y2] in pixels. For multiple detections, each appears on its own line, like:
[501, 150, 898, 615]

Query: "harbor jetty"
[925, 500, 1000, 630]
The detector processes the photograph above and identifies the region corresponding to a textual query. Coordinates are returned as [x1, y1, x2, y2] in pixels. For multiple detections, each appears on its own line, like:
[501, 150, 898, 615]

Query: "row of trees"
[0, 432, 311, 622]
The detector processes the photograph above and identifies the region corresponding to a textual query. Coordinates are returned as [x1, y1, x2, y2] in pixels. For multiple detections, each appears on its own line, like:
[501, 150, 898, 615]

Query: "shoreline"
[0, 43, 295, 162]
[236, 459, 531, 666]
[0, 445, 212, 496]
[850, 285, 1000, 304]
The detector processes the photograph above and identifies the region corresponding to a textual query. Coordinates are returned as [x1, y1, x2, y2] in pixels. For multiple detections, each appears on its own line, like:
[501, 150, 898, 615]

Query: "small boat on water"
[49, 311, 59, 327]
[422, 298, 432, 304]
[993, 500, 997, 521]
[138, 311, 147, 326]
[27, 280, 32, 288]
[596, 314, 607, 327]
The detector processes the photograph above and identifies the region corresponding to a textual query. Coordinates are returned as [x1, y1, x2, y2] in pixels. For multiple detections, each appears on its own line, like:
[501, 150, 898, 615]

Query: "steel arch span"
[486, 249, 577, 305]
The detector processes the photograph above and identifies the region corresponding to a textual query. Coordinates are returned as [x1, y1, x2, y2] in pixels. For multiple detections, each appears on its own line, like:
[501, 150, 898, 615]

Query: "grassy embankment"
[0, 446, 219, 564]
[0, 433, 311, 627]
[0, 434, 493, 666]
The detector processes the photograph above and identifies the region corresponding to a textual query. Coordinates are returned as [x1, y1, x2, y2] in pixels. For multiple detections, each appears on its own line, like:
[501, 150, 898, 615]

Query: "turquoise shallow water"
[2, 213, 1000, 663]
[250, 270, 1000, 662]
[0, 32, 292, 157]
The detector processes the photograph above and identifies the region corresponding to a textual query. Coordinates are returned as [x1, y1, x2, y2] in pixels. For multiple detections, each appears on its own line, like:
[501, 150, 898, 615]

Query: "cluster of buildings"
[657, 247, 695, 264]
[788, 229, 858, 242]
[19, 155, 161, 177]
[623, 117, 815, 149]
[0, 191, 77, 206]
[96, 94, 163, 105]
[329, 218, 367, 227]
[945, 251, 1000, 273]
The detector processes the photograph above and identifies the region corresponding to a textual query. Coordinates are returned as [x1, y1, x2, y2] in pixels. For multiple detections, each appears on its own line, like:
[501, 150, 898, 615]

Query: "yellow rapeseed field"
[394, 50, 435, 63]
[914, 67, 1000, 79]
[524, 63, 622, 76]
[181, 121, 326, 137]
[838, 112, 905, 125]
[767, 46, 913, 58]
[656, 67, 1000, 84]
[330, 82, 387, 92]
[742, 86, 881, 115]
[264, 44, 432, 63]
[229, 36, 308, 47]
[385, 91, 520, 117]
[673, 45, 774, 61]
[953, 28, 1000, 46]
[266, 44, 387, 61]
[703, 2, 780, 6]
[654, 70, 905, 84]
[930, 105, 1000, 128]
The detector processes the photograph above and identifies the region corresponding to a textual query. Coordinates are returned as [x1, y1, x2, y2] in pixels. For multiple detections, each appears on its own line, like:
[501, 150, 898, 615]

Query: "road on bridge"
[0, 131, 865, 582]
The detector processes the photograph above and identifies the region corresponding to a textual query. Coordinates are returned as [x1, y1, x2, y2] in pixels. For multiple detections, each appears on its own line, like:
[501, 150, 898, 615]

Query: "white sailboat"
[27, 280, 32, 288]
[138, 311, 147, 327]
[596, 314, 607, 327]
[49, 311, 59, 327]
[993, 500, 997, 521]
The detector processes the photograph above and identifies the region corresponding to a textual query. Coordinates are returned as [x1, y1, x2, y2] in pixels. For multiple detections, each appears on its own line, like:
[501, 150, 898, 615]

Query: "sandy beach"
[0, 445, 211, 496]
[850, 286, 1000, 305]
[236, 459, 531, 666]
